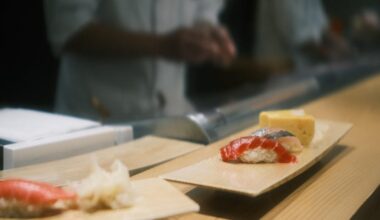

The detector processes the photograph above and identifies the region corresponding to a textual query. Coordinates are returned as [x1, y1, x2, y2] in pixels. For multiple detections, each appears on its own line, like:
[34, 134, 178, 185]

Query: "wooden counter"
[133, 73, 380, 219]
[1, 73, 379, 219]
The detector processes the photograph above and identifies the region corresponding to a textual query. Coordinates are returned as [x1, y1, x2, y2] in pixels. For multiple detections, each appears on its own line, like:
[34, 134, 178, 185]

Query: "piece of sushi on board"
[220, 127, 303, 164]
[0, 179, 77, 218]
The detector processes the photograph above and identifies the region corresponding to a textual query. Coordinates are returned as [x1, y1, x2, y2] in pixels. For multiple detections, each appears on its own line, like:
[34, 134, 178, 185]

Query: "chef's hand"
[208, 25, 237, 66]
[160, 25, 236, 66]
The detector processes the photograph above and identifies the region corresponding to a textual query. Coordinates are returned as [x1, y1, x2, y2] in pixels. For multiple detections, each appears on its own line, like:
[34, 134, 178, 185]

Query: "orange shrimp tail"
[0, 179, 76, 205]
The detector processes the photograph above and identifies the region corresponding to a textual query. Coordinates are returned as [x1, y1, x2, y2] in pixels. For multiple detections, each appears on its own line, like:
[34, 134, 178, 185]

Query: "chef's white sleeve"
[44, 0, 100, 55]
[194, 0, 225, 25]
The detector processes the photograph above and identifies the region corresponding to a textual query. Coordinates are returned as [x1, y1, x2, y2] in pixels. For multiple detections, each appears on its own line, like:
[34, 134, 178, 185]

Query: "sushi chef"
[44, 0, 236, 122]
[254, 0, 351, 70]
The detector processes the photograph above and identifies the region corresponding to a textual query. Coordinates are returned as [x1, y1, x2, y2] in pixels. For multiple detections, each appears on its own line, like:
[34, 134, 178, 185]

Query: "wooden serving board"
[161, 119, 352, 197]
[0, 178, 199, 220]
[0, 136, 202, 186]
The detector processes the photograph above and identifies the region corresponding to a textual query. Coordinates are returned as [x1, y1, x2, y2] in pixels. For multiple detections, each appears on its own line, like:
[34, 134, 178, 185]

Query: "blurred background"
[1, 0, 380, 113]
[1, 1, 58, 111]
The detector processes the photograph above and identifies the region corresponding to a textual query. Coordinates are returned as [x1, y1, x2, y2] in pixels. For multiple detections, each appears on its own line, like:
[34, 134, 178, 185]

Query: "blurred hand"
[301, 30, 354, 62]
[160, 24, 236, 66]
[323, 30, 353, 60]
[355, 10, 380, 32]
[208, 25, 237, 65]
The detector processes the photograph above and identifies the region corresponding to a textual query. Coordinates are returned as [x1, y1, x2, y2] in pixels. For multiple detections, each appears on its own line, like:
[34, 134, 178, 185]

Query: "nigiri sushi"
[0, 179, 76, 218]
[220, 128, 302, 163]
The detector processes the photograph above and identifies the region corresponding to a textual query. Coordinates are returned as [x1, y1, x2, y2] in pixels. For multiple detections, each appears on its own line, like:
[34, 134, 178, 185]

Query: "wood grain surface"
[0, 178, 199, 220]
[133, 73, 380, 219]
[0, 136, 202, 186]
[2, 72, 380, 219]
[161, 120, 351, 197]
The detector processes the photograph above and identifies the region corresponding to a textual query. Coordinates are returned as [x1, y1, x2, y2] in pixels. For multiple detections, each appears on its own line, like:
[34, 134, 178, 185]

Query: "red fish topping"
[220, 136, 296, 163]
[0, 179, 77, 205]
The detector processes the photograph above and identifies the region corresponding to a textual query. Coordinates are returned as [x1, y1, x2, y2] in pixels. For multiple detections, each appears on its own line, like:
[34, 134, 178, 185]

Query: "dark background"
[0, 1, 58, 111]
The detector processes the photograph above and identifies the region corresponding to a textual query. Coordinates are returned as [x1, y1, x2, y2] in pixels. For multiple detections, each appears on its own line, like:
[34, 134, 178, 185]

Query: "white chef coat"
[44, 0, 224, 122]
[254, 0, 328, 69]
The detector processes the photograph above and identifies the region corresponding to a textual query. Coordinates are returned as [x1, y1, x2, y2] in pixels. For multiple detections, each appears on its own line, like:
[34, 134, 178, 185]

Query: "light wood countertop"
[1, 73, 379, 219]
[133, 73, 380, 219]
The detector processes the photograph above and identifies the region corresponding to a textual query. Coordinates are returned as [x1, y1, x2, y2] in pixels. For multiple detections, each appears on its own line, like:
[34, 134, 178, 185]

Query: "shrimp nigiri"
[0, 179, 77, 218]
